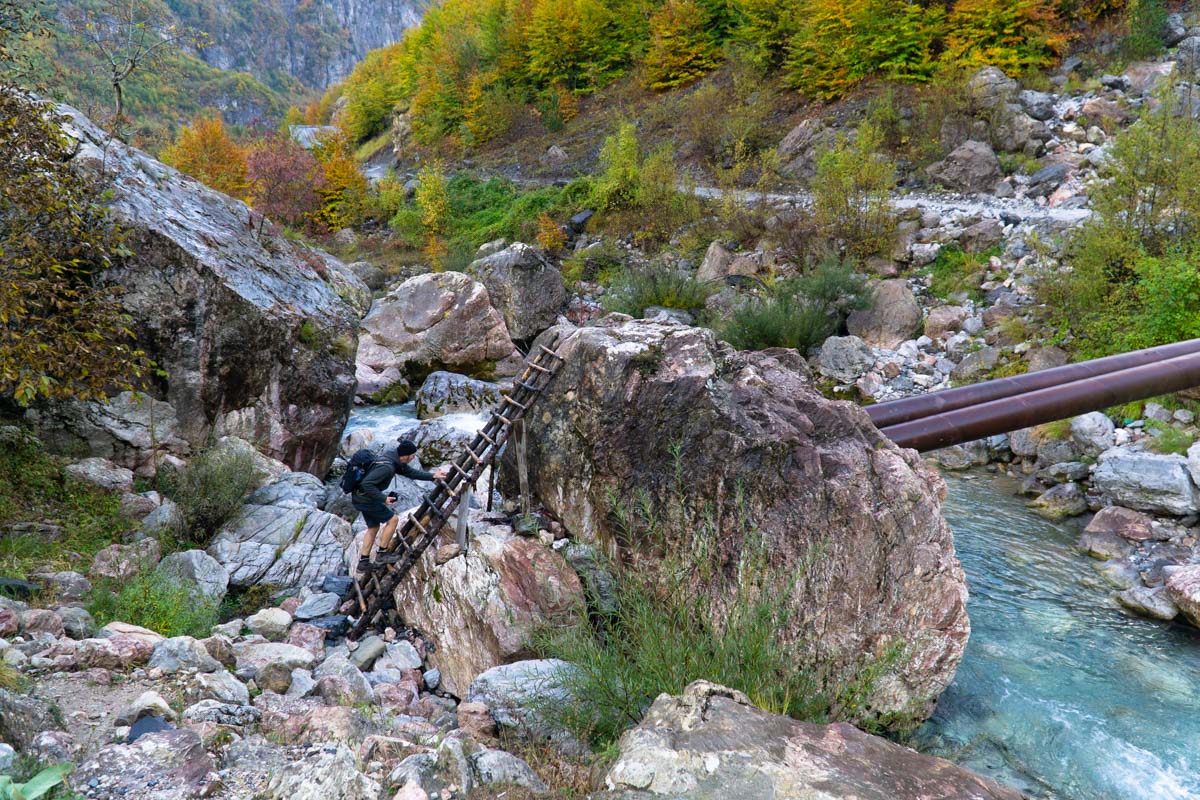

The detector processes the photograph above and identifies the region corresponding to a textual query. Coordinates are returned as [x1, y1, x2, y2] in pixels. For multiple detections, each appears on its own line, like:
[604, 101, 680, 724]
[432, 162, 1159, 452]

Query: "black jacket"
[352, 457, 435, 504]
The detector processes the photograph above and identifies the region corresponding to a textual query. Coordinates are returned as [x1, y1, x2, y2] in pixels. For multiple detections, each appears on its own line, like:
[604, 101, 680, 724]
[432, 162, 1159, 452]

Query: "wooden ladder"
[348, 336, 566, 640]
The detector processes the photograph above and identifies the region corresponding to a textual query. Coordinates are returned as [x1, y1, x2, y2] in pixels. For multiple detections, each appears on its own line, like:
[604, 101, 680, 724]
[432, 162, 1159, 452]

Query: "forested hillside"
[323, 0, 1133, 147]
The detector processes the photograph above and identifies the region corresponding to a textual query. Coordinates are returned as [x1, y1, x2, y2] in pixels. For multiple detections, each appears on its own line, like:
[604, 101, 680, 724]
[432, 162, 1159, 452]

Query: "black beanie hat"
[396, 439, 418, 456]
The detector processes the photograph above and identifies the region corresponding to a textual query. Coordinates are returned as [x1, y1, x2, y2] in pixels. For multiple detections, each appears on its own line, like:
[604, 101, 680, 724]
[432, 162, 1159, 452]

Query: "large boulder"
[207, 504, 354, 590]
[157, 551, 230, 603]
[466, 660, 580, 747]
[54, 105, 360, 476]
[926, 141, 1003, 193]
[70, 730, 216, 800]
[24, 391, 191, 476]
[414, 372, 504, 420]
[602, 681, 1023, 799]
[393, 511, 585, 696]
[1092, 450, 1200, 516]
[356, 272, 522, 398]
[506, 320, 969, 728]
[466, 243, 566, 341]
[262, 744, 381, 800]
[846, 280, 922, 349]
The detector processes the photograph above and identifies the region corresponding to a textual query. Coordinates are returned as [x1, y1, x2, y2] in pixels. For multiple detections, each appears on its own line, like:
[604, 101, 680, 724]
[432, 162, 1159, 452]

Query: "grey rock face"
[414, 372, 504, 419]
[314, 655, 374, 704]
[70, 730, 215, 800]
[190, 670, 250, 705]
[1028, 482, 1088, 521]
[262, 744, 382, 800]
[951, 346, 1000, 382]
[58, 606, 97, 639]
[510, 321, 969, 728]
[157, 551, 230, 603]
[393, 513, 583, 696]
[149, 637, 222, 675]
[1071, 412, 1115, 456]
[1019, 89, 1056, 121]
[248, 472, 328, 509]
[56, 106, 360, 477]
[65, 457, 134, 493]
[926, 141, 1003, 193]
[0, 689, 61, 750]
[602, 681, 1024, 799]
[356, 272, 520, 397]
[25, 391, 191, 476]
[467, 243, 566, 341]
[471, 748, 548, 792]
[208, 504, 353, 590]
[182, 700, 261, 726]
[467, 660, 580, 748]
[409, 417, 479, 465]
[1093, 451, 1200, 516]
[1118, 585, 1179, 621]
[967, 66, 1019, 109]
[294, 592, 341, 620]
[846, 280, 921, 349]
[817, 335, 875, 383]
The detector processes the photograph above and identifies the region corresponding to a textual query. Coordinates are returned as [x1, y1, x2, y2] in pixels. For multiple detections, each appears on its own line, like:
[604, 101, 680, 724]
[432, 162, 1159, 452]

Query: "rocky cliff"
[507, 318, 970, 728]
[27, 106, 362, 476]
[167, 0, 428, 89]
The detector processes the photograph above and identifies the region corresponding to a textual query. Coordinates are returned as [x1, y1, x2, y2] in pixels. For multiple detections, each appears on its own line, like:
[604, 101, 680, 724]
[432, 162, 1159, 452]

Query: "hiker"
[352, 438, 449, 574]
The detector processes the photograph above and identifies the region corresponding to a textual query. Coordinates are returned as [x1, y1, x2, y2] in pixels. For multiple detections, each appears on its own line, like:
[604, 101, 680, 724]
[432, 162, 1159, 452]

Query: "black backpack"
[340, 449, 385, 494]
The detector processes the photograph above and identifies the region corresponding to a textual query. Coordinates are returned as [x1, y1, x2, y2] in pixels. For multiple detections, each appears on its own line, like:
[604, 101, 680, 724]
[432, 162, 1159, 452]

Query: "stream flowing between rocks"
[917, 472, 1200, 800]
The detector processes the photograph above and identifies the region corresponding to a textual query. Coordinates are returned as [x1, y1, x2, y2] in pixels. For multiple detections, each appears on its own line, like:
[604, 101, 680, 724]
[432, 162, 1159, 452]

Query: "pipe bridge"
[867, 339, 1200, 452]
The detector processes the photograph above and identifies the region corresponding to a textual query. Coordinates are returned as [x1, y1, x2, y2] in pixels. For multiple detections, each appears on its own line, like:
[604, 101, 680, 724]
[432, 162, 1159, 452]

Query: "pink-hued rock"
[280, 596, 302, 615]
[508, 320, 970, 730]
[0, 607, 19, 637]
[356, 272, 522, 398]
[394, 511, 584, 697]
[75, 635, 156, 670]
[285, 622, 327, 659]
[89, 539, 161, 582]
[70, 729, 216, 799]
[1084, 506, 1157, 542]
[457, 701, 497, 739]
[1166, 565, 1200, 627]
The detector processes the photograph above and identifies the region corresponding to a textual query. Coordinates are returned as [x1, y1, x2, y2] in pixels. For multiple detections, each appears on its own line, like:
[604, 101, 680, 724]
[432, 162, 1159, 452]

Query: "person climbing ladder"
[351, 438, 448, 575]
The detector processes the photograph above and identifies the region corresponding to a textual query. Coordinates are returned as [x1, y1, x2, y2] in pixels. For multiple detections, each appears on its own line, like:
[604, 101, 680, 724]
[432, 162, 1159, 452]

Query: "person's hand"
[434, 466, 450, 480]
[385, 496, 397, 506]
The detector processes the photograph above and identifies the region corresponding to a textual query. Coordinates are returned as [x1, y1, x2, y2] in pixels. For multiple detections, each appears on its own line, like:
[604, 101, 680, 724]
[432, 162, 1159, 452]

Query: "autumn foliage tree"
[0, 101, 151, 403]
[643, 0, 721, 91]
[310, 130, 368, 232]
[245, 135, 325, 230]
[160, 113, 250, 200]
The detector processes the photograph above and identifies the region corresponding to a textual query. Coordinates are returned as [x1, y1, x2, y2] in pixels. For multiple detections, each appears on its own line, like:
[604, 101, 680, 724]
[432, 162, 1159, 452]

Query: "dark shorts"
[353, 499, 394, 527]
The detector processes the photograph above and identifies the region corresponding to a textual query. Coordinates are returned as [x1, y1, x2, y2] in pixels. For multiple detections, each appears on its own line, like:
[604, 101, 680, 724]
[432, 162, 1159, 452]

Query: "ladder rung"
[514, 379, 539, 392]
[538, 345, 563, 359]
[435, 479, 459, 499]
[503, 395, 528, 411]
[449, 462, 470, 479]
[527, 362, 550, 374]
[491, 411, 513, 425]
[465, 449, 485, 465]
[408, 515, 428, 535]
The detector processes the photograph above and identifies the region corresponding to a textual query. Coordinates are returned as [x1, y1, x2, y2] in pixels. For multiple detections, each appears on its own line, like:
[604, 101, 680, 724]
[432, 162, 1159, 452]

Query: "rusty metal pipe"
[879, 351, 1200, 452]
[867, 337, 1200, 429]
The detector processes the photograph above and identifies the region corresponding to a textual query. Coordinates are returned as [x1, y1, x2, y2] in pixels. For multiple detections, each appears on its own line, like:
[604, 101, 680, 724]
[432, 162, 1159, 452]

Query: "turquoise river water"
[916, 472, 1200, 800]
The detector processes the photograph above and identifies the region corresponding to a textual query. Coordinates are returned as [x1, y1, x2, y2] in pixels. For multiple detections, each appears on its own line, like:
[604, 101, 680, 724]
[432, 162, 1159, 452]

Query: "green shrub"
[159, 444, 262, 543]
[0, 430, 133, 578]
[88, 567, 220, 639]
[602, 267, 714, 316]
[721, 259, 870, 352]
[1146, 423, 1195, 456]
[1123, 0, 1167, 59]
[925, 245, 992, 301]
[0, 761, 74, 800]
[535, 496, 823, 746]
[811, 123, 896, 259]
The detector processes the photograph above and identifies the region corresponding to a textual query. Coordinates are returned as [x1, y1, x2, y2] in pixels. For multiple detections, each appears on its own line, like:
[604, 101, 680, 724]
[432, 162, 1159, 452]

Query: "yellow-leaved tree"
[942, 0, 1068, 75]
[643, 0, 721, 91]
[416, 161, 452, 269]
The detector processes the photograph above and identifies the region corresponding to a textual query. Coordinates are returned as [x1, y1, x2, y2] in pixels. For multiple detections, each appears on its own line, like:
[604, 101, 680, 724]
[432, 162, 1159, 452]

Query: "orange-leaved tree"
[160, 113, 250, 200]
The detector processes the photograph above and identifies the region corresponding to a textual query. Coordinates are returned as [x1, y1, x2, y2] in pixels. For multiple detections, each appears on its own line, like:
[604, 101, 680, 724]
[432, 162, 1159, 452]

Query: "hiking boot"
[355, 556, 372, 575]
